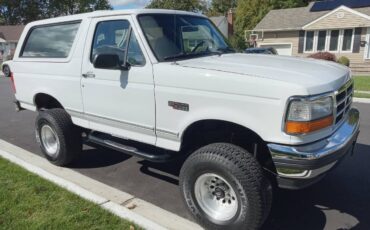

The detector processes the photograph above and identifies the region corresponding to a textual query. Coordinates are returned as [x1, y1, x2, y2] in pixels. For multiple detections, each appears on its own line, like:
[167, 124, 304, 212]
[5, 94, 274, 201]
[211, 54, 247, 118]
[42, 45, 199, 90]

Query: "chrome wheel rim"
[194, 173, 238, 222]
[40, 125, 60, 157]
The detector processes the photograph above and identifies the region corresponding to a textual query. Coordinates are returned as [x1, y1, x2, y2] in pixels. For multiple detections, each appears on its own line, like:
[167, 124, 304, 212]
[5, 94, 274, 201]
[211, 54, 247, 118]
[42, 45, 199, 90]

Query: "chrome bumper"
[268, 108, 360, 189]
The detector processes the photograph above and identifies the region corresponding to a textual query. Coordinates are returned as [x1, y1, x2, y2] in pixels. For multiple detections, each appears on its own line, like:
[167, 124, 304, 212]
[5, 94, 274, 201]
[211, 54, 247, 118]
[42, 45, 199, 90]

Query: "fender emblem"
[168, 101, 189, 112]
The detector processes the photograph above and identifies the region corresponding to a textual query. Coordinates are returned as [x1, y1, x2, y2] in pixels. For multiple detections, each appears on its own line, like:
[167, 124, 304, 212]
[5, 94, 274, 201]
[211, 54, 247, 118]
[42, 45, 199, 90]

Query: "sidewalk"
[355, 90, 370, 94]
[354, 97, 370, 104]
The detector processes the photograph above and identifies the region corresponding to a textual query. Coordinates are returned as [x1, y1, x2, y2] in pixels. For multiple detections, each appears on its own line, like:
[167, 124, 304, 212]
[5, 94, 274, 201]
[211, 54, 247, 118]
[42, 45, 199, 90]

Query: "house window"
[305, 31, 314, 52]
[317, 30, 327, 51]
[304, 29, 355, 53]
[329, 30, 340, 51]
[342, 29, 353, 51]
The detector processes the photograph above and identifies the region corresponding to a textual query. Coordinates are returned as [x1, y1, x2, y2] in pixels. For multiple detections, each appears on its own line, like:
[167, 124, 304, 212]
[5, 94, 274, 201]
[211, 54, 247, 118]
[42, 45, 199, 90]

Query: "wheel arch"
[2, 63, 10, 77]
[179, 119, 277, 173]
[180, 119, 263, 144]
[34, 93, 64, 110]
[2, 63, 9, 70]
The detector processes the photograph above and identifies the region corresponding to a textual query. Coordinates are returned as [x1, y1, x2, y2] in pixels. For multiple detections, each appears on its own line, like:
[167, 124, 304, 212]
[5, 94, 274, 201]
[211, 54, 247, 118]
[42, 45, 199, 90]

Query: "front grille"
[335, 80, 353, 124]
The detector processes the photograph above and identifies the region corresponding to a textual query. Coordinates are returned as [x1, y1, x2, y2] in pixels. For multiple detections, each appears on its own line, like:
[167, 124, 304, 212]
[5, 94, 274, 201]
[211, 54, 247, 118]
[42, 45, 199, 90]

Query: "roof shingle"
[254, 3, 370, 31]
[0, 25, 25, 41]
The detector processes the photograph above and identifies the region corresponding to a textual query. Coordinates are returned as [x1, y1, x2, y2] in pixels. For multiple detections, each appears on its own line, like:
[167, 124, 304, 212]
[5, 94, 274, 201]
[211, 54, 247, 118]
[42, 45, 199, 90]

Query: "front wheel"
[2, 65, 10, 78]
[179, 143, 271, 230]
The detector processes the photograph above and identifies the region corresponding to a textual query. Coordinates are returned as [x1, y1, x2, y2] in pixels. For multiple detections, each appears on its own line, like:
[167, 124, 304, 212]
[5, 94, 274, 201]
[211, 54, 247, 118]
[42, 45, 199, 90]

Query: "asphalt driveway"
[0, 76, 369, 229]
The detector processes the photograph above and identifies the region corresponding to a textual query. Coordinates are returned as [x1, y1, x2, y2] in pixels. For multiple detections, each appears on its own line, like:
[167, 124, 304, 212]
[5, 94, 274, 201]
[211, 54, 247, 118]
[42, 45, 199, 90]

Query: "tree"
[146, 0, 207, 12]
[0, 0, 112, 25]
[207, 0, 237, 16]
[232, 0, 310, 50]
[0, 0, 23, 25]
[46, 0, 112, 17]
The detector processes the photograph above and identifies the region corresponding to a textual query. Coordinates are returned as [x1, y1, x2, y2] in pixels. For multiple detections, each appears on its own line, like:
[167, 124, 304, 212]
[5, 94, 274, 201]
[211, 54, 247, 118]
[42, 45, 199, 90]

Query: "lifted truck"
[9, 9, 360, 229]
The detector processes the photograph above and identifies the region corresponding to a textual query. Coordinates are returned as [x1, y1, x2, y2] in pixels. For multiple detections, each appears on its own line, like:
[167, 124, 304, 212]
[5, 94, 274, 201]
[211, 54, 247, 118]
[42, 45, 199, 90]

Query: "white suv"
[9, 9, 360, 229]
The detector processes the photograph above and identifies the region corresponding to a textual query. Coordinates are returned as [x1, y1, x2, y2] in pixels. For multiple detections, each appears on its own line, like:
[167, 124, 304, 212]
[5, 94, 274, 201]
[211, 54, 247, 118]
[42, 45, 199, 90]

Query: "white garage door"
[260, 44, 292, 56]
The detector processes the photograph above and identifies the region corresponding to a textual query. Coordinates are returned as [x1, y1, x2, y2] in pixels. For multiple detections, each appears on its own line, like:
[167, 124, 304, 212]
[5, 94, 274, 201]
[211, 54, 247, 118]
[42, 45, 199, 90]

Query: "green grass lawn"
[353, 76, 370, 99]
[354, 92, 370, 99]
[353, 76, 370, 92]
[0, 157, 140, 230]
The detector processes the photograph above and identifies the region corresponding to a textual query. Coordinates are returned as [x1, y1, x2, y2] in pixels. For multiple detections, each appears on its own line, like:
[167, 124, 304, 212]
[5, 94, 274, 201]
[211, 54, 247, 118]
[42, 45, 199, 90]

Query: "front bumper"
[268, 108, 360, 189]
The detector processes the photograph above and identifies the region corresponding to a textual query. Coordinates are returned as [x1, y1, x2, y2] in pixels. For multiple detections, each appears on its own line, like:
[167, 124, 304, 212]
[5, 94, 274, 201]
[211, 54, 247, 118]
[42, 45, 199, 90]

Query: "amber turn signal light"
[285, 116, 334, 135]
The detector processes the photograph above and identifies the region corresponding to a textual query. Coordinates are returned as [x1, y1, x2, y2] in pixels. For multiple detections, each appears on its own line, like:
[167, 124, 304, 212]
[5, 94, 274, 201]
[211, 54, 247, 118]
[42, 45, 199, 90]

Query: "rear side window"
[21, 22, 80, 58]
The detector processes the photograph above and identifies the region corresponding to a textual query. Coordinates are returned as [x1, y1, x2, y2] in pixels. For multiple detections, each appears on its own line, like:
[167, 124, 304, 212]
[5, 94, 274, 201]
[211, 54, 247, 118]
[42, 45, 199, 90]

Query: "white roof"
[27, 9, 206, 27]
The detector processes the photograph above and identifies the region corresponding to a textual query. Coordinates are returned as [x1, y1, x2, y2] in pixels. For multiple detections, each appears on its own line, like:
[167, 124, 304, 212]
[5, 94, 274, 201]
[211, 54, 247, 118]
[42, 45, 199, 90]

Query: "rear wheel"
[180, 143, 271, 230]
[35, 108, 81, 166]
[2, 65, 10, 78]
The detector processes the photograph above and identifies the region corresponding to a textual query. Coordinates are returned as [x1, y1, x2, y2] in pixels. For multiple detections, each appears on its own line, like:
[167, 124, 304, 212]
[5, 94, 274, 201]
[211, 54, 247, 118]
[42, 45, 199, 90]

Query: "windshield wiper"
[164, 52, 193, 61]
[217, 47, 236, 53]
[164, 51, 222, 61]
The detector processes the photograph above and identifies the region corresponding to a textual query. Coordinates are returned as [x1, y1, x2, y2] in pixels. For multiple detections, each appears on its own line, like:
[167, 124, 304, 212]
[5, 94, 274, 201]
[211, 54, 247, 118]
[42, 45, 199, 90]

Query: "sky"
[109, 0, 150, 9]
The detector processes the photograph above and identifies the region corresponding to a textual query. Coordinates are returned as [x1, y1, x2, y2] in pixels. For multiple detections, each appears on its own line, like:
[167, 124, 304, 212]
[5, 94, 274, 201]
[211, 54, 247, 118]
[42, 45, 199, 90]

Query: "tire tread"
[36, 108, 81, 166]
[180, 143, 271, 230]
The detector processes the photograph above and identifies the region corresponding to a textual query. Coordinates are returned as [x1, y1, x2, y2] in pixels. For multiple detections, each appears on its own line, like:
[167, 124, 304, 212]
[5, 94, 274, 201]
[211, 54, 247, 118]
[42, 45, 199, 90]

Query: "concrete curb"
[0, 147, 166, 230]
[0, 139, 202, 230]
[355, 90, 370, 95]
[354, 98, 370, 104]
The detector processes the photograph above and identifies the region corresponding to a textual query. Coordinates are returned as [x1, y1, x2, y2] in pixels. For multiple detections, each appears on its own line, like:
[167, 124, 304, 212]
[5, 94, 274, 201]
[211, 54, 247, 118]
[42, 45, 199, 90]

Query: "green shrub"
[338, 56, 350, 67]
[228, 35, 246, 51]
[308, 52, 336, 62]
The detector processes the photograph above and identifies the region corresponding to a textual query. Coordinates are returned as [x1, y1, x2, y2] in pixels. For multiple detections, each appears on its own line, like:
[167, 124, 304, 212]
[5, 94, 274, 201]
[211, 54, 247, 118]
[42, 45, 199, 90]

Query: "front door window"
[91, 20, 145, 66]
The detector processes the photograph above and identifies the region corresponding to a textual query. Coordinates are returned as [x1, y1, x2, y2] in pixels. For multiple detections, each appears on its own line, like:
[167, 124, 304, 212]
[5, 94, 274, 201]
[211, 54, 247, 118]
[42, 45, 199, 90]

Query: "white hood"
[177, 53, 351, 94]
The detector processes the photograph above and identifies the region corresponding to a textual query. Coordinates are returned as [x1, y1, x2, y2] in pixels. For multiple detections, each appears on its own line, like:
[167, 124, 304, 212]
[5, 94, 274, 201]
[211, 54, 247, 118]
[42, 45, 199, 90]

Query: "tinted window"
[22, 22, 80, 58]
[91, 20, 145, 66]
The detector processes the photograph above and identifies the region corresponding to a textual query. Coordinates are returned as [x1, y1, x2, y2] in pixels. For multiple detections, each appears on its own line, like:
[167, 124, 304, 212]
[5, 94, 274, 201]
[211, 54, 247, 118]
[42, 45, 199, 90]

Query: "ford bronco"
[8, 9, 360, 229]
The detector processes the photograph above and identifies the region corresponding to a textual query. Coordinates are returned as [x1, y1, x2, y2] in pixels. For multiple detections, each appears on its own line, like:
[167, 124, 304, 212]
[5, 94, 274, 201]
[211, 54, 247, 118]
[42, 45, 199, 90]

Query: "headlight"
[285, 96, 333, 135]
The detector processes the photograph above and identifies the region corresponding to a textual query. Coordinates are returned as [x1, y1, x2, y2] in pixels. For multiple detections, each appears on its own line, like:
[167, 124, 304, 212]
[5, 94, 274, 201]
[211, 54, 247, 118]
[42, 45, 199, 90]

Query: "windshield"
[138, 14, 233, 62]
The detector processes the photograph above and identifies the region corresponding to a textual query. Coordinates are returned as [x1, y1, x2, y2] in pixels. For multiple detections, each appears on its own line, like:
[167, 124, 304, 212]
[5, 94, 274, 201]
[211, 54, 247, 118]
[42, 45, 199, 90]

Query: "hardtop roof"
[26, 9, 206, 27]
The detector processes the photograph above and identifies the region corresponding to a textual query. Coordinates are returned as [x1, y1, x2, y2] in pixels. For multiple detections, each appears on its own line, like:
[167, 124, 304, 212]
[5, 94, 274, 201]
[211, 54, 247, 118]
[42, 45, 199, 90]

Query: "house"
[210, 9, 234, 38]
[253, 1, 370, 74]
[0, 25, 25, 61]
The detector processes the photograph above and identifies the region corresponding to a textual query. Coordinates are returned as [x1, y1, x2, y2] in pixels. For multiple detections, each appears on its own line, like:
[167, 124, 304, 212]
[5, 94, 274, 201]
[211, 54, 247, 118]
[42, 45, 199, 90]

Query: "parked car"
[2, 60, 11, 77]
[245, 47, 278, 55]
[9, 10, 360, 230]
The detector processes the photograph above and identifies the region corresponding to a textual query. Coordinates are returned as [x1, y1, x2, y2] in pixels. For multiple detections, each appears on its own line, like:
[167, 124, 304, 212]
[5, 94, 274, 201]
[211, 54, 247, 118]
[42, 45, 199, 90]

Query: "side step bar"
[86, 132, 175, 163]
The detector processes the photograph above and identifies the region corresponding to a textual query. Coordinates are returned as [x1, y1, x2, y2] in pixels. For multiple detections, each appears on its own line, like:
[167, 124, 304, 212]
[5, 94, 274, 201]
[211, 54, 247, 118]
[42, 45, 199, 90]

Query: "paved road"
[1, 76, 369, 229]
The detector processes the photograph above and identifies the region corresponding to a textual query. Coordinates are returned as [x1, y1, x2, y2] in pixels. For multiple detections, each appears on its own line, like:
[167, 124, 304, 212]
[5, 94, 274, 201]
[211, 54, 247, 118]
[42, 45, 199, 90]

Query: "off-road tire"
[179, 143, 272, 230]
[35, 108, 81, 166]
[2, 65, 10, 78]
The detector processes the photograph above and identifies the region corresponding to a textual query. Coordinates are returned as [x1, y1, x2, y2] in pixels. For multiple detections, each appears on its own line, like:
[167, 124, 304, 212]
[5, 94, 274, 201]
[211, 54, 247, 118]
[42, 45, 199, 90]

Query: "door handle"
[82, 72, 95, 78]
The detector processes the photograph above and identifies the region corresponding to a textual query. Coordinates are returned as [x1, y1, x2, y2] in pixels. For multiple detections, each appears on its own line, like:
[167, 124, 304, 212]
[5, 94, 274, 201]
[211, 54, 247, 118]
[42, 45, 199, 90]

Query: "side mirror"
[93, 53, 131, 70]
[121, 59, 131, 71]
